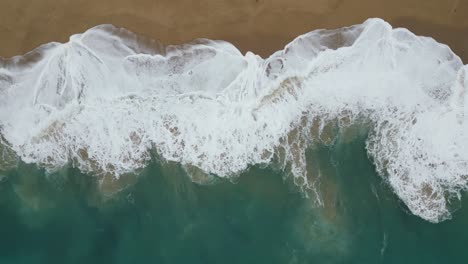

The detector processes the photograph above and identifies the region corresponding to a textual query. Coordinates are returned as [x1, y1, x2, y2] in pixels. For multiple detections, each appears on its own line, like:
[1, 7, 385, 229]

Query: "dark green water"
[1, 133, 468, 264]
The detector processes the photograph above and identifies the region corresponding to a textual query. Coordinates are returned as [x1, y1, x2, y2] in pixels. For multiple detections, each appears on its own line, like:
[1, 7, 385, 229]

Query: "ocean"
[2, 130, 468, 263]
[1, 18, 468, 263]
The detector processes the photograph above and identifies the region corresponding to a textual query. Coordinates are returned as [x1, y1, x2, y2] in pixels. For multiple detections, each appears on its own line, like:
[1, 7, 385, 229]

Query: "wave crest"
[1, 18, 467, 223]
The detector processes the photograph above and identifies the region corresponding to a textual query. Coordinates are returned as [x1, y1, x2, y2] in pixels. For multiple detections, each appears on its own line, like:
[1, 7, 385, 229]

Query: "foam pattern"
[1, 19, 467, 222]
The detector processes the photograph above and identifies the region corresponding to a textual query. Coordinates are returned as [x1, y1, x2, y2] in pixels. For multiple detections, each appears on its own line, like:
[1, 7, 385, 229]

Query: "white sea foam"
[1, 18, 467, 222]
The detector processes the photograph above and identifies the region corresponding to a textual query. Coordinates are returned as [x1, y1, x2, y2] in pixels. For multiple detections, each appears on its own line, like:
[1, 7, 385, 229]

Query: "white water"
[1, 18, 467, 223]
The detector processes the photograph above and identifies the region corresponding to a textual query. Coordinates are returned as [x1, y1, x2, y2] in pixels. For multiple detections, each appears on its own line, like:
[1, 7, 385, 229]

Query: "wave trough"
[1, 18, 467, 223]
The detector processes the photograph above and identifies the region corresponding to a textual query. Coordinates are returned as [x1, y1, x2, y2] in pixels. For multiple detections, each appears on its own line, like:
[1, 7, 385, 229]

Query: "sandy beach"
[1, 0, 468, 60]
[3, 2, 468, 263]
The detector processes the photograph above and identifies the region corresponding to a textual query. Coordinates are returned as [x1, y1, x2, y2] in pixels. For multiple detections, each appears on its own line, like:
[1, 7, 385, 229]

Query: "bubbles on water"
[1, 18, 468, 222]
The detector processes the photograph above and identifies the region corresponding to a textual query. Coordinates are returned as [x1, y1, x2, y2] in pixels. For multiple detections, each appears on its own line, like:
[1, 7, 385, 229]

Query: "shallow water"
[2, 18, 468, 222]
[2, 18, 468, 263]
[1, 132, 468, 264]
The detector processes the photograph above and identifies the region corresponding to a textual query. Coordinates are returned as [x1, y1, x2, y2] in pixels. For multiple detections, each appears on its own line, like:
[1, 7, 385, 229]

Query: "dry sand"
[1, 0, 468, 61]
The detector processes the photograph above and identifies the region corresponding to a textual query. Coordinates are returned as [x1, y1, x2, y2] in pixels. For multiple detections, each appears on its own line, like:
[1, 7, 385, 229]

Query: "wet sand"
[1, 0, 468, 61]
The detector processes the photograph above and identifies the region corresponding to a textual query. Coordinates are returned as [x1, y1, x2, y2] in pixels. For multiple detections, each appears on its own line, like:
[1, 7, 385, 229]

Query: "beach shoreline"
[1, 0, 468, 60]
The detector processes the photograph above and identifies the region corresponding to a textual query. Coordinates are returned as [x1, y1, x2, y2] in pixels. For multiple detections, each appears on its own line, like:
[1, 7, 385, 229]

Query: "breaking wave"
[1, 18, 467, 223]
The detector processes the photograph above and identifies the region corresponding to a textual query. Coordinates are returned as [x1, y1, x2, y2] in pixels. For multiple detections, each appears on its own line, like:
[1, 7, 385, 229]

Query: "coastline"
[2, 2, 468, 262]
[1, 0, 467, 60]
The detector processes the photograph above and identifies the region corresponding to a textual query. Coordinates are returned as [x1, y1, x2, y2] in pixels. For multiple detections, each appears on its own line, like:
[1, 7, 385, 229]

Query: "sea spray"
[1, 18, 467, 222]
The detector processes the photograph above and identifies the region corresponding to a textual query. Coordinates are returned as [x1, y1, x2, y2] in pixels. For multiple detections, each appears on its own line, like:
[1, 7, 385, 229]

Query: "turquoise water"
[1, 132, 468, 263]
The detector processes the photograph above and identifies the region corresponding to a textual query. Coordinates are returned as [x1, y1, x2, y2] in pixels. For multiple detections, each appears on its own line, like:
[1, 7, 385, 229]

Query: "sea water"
[1, 130, 468, 263]
[1, 18, 468, 263]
